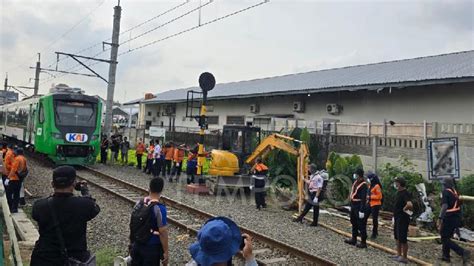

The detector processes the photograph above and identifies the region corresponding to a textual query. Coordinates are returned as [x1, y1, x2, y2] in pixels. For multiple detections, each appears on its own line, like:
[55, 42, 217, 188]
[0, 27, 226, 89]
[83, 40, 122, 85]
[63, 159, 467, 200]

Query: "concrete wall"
[140, 82, 474, 130]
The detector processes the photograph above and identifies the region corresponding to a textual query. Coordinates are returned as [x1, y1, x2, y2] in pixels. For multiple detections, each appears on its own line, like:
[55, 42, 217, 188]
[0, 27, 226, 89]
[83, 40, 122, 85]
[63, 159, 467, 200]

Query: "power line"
[120, 0, 269, 56]
[45, 0, 191, 69]
[6, 0, 106, 73]
[119, 0, 214, 46]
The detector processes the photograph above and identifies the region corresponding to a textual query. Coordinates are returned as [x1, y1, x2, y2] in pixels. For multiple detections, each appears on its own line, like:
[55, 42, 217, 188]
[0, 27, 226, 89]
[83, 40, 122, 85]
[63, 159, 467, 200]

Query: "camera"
[74, 181, 87, 191]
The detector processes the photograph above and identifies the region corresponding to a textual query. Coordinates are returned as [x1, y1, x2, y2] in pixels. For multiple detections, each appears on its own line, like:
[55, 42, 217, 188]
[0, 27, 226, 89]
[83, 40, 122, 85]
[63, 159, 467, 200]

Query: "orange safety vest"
[446, 188, 461, 213]
[147, 145, 155, 159]
[136, 142, 145, 155]
[8, 155, 27, 181]
[369, 184, 383, 207]
[173, 148, 185, 163]
[255, 163, 268, 173]
[4, 149, 14, 173]
[165, 147, 175, 161]
[351, 181, 367, 202]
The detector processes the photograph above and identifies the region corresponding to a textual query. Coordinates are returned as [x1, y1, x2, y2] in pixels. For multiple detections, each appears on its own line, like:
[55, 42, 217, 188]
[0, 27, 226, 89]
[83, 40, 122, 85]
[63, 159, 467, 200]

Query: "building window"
[147, 111, 152, 116]
[145, 120, 151, 129]
[207, 116, 219, 125]
[157, 112, 160, 117]
[206, 105, 214, 112]
[226, 116, 245, 125]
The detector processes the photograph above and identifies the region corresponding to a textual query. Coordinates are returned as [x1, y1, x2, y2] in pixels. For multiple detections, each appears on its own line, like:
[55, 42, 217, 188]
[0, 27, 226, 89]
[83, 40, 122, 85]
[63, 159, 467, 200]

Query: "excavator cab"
[207, 125, 260, 177]
[221, 125, 261, 166]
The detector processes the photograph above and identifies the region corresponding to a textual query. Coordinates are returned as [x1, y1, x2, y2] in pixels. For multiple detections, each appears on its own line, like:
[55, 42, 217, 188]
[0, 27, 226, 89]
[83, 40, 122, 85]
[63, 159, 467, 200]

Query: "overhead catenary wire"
[119, 0, 269, 56]
[6, 0, 107, 73]
[45, 0, 191, 69]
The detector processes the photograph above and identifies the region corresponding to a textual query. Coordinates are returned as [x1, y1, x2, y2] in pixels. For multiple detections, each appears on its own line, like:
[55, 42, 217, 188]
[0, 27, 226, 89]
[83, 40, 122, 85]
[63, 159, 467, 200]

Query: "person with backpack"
[130, 177, 169, 266]
[5, 147, 27, 213]
[293, 164, 325, 226]
[30, 166, 100, 266]
[367, 172, 383, 239]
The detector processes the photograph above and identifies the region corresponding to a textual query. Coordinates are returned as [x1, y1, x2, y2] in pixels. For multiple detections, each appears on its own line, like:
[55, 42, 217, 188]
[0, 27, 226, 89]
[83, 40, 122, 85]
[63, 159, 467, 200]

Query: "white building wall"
[140, 82, 474, 130]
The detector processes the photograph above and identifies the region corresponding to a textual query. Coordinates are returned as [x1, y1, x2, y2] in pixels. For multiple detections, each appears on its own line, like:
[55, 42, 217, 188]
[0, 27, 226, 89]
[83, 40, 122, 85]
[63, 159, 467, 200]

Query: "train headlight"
[52, 133, 63, 139]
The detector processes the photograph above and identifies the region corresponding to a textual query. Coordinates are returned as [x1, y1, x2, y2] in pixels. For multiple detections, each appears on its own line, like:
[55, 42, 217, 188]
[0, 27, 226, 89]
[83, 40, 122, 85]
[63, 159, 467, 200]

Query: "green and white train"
[0, 84, 102, 165]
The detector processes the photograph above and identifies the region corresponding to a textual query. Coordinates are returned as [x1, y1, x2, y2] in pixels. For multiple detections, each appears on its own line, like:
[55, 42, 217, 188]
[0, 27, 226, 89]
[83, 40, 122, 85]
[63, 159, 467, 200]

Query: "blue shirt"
[147, 203, 167, 245]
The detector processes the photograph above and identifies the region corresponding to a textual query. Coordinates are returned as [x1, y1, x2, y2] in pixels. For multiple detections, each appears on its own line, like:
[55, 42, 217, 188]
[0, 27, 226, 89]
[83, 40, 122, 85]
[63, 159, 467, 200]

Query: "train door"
[27, 103, 35, 144]
[35, 100, 45, 147]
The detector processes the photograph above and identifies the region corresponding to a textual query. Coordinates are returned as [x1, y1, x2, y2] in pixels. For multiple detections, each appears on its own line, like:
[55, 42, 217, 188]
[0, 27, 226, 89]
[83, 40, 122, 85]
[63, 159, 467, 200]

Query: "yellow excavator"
[206, 125, 309, 210]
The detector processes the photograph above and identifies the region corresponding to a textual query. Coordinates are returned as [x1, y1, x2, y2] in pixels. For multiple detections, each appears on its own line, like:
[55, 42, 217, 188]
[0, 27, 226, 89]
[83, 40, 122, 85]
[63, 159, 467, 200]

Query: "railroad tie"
[253, 248, 271, 255]
[261, 257, 287, 264]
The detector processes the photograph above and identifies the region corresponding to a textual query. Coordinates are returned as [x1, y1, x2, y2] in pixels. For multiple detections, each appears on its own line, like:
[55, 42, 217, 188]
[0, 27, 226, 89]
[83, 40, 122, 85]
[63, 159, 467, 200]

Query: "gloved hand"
[4, 179, 9, 186]
[312, 197, 319, 204]
[358, 211, 365, 219]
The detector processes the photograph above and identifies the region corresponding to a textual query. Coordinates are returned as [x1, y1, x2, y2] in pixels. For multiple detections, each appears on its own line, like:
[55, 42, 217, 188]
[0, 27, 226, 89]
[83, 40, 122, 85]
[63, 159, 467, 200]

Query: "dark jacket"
[30, 192, 100, 266]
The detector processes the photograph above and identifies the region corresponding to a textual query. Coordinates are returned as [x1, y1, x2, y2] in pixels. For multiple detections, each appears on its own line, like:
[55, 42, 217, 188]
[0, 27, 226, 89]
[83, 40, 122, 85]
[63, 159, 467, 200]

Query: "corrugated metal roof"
[125, 50, 474, 105]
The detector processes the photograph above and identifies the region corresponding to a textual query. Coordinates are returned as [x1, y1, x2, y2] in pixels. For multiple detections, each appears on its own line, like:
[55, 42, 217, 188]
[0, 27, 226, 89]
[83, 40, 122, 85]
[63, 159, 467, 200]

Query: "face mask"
[353, 174, 358, 180]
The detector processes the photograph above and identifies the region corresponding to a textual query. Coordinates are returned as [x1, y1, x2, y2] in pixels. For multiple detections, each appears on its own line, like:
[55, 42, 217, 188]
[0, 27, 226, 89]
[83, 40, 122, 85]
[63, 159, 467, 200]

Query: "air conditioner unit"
[326, 104, 342, 115]
[293, 101, 305, 113]
[249, 104, 259, 114]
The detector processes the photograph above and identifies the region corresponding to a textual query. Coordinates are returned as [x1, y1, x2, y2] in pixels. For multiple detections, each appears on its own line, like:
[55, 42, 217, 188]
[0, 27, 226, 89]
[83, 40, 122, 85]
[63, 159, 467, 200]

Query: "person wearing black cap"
[30, 166, 100, 266]
[438, 177, 471, 264]
[391, 176, 413, 264]
[344, 168, 369, 248]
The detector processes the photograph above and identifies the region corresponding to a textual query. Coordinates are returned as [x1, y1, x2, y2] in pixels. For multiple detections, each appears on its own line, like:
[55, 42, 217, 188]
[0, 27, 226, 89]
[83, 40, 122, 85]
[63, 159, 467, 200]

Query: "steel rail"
[82, 166, 336, 265]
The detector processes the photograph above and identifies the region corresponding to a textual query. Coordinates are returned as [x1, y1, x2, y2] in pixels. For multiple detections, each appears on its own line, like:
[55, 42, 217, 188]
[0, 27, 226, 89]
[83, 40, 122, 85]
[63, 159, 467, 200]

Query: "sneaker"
[389, 255, 400, 260]
[309, 223, 318, 227]
[356, 242, 367, 248]
[395, 257, 408, 264]
[292, 218, 302, 223]
[344, 239, 356, 245]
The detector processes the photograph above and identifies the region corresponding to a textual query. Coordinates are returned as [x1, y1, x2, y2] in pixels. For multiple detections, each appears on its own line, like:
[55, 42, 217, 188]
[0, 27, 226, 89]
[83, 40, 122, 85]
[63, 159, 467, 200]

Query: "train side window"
[39, 103, 45, 123]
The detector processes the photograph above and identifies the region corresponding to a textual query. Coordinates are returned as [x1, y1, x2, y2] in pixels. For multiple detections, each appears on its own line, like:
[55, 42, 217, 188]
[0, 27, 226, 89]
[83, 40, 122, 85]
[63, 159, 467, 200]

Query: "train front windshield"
[54, 101, 97, 127]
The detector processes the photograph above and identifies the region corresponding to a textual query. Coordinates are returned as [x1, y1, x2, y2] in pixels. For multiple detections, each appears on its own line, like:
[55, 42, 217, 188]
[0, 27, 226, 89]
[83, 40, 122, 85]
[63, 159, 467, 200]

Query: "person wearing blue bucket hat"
[187, 217, 257, 266]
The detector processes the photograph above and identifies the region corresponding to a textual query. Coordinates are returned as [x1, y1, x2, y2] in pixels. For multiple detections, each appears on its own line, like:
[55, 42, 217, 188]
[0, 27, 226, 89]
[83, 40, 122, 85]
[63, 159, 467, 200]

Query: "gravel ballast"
[91, 163, 421, 265]
[23, 158, 193, 265]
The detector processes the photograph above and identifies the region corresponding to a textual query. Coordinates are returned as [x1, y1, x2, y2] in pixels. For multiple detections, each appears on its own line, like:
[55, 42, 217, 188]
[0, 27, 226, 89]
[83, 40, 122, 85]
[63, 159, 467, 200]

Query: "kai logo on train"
[65, 133, 88, 143]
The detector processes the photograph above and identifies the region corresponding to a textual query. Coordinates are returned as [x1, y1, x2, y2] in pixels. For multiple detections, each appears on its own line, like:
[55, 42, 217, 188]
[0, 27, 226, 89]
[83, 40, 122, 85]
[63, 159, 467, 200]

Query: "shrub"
[379, 156, 424, 217]
[459, 174, 474, 230]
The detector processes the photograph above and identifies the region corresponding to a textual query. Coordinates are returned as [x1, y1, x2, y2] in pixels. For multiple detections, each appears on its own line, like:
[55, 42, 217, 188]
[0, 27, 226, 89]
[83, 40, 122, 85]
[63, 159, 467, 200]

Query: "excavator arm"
[245, 133, 309, 211]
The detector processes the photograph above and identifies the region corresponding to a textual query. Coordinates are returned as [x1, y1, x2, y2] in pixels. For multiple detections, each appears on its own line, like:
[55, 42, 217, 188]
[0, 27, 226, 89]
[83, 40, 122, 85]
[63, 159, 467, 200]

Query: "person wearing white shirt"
[152, 140, 162, 177]
[293, 164, 325, 226]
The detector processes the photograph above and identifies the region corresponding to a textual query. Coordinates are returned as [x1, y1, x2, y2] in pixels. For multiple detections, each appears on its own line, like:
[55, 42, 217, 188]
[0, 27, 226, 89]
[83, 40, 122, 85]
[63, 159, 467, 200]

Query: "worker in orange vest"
[135, 138, 146, 170]
[171, 144, 186, 181]
[143, 140, 155, 175]
[250, 158, 269, 210]
[163, 142, 175, 181]
[367, 172, 383, 239]
[344, 168, 369, 248]
[2, 143, 15, 185]
[6, 148, 27, 213]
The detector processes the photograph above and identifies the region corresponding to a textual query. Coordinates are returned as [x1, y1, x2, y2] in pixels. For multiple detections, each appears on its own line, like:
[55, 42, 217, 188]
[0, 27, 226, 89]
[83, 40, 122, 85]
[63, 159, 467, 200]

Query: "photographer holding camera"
[30, 166, 100, 266]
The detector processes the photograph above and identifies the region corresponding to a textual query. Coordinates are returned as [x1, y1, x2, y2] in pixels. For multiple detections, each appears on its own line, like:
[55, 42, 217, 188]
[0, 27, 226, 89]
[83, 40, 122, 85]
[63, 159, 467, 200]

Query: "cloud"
[1, 0, 473, 103]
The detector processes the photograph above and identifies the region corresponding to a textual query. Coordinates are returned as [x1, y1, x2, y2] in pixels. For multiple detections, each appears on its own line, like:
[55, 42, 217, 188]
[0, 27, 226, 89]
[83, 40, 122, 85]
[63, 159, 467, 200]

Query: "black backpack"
[17, 168, 28, 182]
[129, 199, 162, 244]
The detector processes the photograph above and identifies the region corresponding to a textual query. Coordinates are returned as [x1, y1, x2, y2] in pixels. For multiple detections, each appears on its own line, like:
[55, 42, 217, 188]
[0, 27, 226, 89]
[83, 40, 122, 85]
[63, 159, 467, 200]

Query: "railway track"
[77, 167, 336, 265]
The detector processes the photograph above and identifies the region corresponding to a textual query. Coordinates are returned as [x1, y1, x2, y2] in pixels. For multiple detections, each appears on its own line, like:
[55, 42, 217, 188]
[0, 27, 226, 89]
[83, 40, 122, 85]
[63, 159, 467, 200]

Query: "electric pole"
[33, 53, 40, 95]
[104, 2, 121, 137]
[4, 73, 7, 91]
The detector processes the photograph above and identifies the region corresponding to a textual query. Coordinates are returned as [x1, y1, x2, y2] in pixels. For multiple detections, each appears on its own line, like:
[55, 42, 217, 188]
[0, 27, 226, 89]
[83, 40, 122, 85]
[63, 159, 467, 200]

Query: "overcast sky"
[1, 0, 472, 102]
